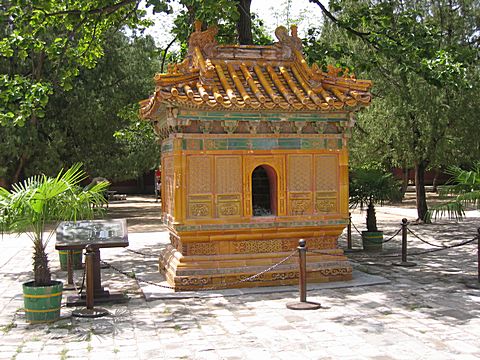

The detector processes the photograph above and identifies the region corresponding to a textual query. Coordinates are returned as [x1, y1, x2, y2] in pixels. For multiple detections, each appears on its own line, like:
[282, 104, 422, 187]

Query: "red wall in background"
[391, 168, 450, 186]
[109, 170, 156, 194]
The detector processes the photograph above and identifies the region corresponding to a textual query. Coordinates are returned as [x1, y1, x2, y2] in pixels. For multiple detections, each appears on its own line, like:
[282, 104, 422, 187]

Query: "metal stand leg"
[72, 245, 109, 318]
[63, 251, 77, 290]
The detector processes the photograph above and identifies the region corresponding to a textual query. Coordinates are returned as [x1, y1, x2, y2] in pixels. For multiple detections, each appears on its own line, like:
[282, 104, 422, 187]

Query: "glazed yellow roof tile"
[140, 24, 372, 119]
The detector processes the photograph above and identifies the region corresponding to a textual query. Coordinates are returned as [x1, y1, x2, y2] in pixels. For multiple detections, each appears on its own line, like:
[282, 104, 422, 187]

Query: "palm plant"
[0, 163, 109, 286]
[427, 163, 480, 221]
[349, 167, 402, 232]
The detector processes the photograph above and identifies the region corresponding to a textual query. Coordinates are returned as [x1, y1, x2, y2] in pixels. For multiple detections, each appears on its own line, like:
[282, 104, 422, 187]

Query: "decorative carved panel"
[287, 155, 312, 215]
[217, 194, 241, 217]
[290, 199, 312, 215]
[188, 156, 212, 194]
[188, 242, 217, 255]
[233, 239, 283, 254]
[215, 157, 242, 217]
[315, 155, 338, 191]
[218, 202, 240, 216]
[232, 236, 337, 255]
[163, 156, 174, 216]
[216, 156, 242, 194]
[288, 155, 312, 191]
[315, 191, 337, 213]
[188, 195, 212, 218]
[179, 277, 211, 286]
[315, 155, 338, 213]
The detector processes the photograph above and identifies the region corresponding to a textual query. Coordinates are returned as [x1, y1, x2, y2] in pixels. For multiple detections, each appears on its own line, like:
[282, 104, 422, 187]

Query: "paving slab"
[139, 269, 390, 300]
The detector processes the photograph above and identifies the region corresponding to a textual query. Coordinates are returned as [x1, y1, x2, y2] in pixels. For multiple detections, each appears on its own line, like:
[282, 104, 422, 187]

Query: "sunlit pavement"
[1, 196, 479, 359]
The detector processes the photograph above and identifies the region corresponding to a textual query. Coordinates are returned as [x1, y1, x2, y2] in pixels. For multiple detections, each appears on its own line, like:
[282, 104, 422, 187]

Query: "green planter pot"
[362, 231, 384, 252]
[58, 250, 83, 270]
[23, 280, 63, 323]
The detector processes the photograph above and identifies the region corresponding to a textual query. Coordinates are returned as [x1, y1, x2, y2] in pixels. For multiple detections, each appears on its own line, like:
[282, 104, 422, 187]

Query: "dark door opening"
[252, 165, 277, 216]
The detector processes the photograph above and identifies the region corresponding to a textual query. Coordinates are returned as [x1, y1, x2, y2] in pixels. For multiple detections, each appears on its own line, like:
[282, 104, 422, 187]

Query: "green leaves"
[428, 164, 480, 221]
[145, 0, 173, 14]
[0, 162, 109, 285]
[0, 0, 156, 127]
[0, 75, 53, 126]
[349, 167, 402, 209]
[308, 0, 477, 90]
[33, 32, 161, 183]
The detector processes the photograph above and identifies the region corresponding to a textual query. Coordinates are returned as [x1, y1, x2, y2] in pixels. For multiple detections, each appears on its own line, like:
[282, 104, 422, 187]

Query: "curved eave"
[151, 96, 371, 113]
[140, 56, 373, 119]
[139, 91, 164, 120]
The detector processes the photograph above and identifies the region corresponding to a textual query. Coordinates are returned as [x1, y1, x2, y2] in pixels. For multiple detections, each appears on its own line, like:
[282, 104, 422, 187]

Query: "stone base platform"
[159, 224, 353, 291]
[159, 246, 352, 291]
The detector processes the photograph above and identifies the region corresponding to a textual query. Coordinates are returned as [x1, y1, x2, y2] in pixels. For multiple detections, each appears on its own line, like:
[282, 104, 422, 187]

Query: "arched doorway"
[252, 165, 277, 216]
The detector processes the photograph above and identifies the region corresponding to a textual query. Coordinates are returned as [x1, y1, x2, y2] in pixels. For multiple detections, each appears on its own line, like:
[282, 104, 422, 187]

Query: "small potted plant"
[349, 167, 402, 251]
[0, 163, 108, 323]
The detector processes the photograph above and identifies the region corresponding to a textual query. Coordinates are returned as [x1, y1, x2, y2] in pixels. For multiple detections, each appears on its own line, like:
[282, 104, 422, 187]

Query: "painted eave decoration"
[140, 22, 372, 119]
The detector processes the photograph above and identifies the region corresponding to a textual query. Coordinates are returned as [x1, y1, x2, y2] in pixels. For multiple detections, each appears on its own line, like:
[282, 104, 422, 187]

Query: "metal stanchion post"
[286, 239, 321, 310]
[72, 245, 108, 318]
[347, 212, 352, 250]
[394, 218, 416, 267]
[344, 213, 361, 253]
[299, 239, 307, 302]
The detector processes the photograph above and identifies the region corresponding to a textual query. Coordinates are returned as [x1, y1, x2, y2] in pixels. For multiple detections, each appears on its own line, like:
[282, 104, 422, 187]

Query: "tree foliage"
[307, 0, 480, 221]
[0, 0, 273, 186]
[0, 0, 156, 127]
[1, 31, 161, 184]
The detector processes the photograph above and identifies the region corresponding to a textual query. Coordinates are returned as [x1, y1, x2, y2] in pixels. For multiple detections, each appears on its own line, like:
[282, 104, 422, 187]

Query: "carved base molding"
[168, 224, 346, 256]
[159, 228, 352, 291]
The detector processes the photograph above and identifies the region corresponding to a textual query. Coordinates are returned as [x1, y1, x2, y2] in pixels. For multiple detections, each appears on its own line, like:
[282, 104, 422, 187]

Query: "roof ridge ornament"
[188, 20, 218, 57]
[275, 25, 303, 52]
[274, 25, 304, 62]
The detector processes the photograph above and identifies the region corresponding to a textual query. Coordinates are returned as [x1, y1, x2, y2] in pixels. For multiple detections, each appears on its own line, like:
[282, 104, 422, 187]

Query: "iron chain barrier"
[347, 221, 478, 258]
[100, 250, 297, 292]
[407, 227, 451, 248]
[307, 249, 351, 256]
[78, 265, 86, 295]
[66, 224, 479, 316]
[351, 221, 363, 236]
[408, 237, 477, 256]
[125, 248, 156, 257]
[371, 227, 402, 244]
[348, 214, 403, 245]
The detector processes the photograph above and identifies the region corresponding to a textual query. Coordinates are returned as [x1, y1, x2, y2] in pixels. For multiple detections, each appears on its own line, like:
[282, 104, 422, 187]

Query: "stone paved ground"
[1, 195, 480, 360]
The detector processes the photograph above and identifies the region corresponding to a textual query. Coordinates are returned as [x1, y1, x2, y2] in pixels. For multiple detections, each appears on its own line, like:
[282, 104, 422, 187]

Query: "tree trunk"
[33, 235, 52, 286]
[0, 177, 8, 189]
[415, 160, 429, 222]
[236, 0, 253, 45]
[12, 153, 27, 185]
[366, 200, 378, 232]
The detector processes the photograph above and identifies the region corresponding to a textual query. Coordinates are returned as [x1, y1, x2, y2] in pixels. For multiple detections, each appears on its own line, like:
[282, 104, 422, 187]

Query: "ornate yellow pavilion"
[140, 23, 372, 290]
